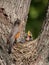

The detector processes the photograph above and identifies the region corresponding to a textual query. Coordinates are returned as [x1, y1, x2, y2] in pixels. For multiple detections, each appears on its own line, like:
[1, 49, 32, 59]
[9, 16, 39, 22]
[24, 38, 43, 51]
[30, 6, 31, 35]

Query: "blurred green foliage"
[25, 0, 48, 39]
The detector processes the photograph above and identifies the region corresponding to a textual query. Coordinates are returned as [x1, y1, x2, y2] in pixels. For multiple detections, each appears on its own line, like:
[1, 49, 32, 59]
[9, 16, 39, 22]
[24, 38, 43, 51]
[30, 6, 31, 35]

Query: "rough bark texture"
[34, 3, 49, 65]
[0, 0, 31, 65]
[0, 0, 49, 65]
[0, 0, 31, 43]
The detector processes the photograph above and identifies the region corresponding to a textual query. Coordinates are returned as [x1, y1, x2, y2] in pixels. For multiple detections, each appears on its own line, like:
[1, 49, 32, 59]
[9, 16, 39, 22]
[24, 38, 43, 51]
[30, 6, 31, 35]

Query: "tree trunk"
[30, 2, 49, 65]
[0, 0, 31, 65]
[0, 0, 49, 65]
[0, 0, 31, 43]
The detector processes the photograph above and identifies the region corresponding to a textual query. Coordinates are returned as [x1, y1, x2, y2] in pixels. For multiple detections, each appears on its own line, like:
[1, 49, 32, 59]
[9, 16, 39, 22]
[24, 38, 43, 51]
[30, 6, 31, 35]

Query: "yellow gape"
[14, 32, 20, 39]
[28, 31, 32, 37]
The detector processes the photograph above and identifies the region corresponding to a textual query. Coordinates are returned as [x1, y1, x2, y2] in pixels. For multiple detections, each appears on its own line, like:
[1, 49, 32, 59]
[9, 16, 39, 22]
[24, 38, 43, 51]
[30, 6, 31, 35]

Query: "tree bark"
[0, 0, 31, 42]
[0, 0, 49, 65]
[31, 2, 49, 65]
[0, 0, 31, 65]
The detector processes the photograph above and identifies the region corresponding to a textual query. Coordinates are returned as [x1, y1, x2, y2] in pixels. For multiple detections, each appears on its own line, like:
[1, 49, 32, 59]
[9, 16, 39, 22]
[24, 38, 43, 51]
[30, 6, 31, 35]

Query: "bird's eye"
[14, 18, 21, 26]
